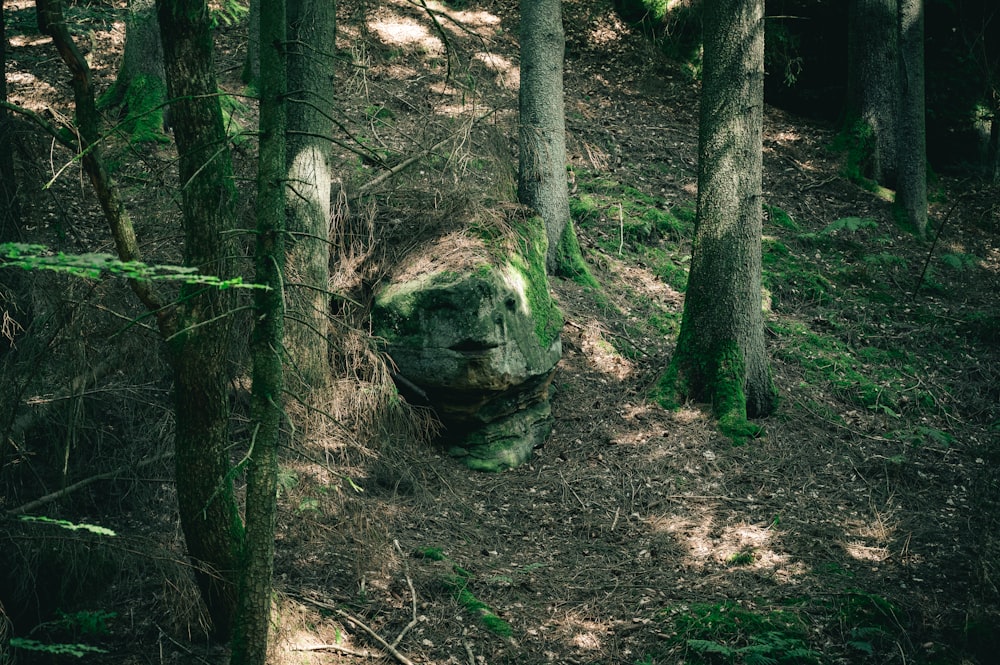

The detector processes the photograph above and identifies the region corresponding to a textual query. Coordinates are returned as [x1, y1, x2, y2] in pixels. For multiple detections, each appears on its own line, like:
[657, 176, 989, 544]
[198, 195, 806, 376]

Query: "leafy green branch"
[0, 243, 267, 290]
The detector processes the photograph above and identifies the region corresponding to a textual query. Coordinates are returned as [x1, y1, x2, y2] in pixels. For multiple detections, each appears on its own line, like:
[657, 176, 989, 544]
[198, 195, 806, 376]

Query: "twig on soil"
[391, 540, 420, 649]
[463, 639, 476, 665]
[558, 470, 588, 509]
[293, 643, 376, 657]
[293, 592, 417, 665]
[154, 624, 216, 665]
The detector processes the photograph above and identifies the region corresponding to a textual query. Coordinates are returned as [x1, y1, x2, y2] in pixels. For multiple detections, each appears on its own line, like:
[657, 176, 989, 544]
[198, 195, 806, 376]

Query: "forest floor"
[2, 0, 999, 664]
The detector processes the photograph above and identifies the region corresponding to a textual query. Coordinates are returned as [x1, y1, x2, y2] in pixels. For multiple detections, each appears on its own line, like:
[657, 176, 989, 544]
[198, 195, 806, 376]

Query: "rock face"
[372, 232, 562, 471]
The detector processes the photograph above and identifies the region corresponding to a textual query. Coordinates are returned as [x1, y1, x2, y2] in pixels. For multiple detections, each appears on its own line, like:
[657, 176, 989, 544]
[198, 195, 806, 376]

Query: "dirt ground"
[2, 0, 999, 664]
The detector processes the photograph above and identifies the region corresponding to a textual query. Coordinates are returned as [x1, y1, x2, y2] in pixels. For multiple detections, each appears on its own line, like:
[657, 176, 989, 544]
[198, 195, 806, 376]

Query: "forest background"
[1, 0, 999, 664]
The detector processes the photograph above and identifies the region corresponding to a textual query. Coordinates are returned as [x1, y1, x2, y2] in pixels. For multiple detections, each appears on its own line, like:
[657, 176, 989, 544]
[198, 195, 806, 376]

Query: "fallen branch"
[292, 643, 376, 658]
[391, 540, 419, 649]
[7, 452, 172, 516]
[293, 593, 416, 665]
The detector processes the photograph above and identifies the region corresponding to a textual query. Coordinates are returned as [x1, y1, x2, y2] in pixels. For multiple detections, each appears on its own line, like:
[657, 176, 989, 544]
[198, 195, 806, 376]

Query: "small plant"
[57, 610, 116, 637]
[726, 550, 755, 566]
[939, 252, 978, 272]
[664, 602, 819, 665]
[820, 216, 877, 236]
[764, 204, 800, 230]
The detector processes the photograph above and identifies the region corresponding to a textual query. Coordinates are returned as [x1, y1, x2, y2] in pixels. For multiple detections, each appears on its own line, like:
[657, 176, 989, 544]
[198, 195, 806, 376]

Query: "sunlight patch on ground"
[370, 15, 444, 56]
[472, 51, 519, 91]
[9, 34, 52, 48]
[542, 613, 609, 654]
[434, 3, 502, 30]
[577, 322, 635, 380]
[585, 11, 630, 48]
[6, 71, 59, 104]
[646, 513, 805, 580]
[841, 541, 890, 563]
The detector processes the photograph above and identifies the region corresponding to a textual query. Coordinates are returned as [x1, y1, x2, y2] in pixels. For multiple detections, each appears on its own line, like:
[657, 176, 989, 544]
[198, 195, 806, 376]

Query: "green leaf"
[10, 638, 108, 657]
[18, 515, 116, 536]
[0, 243, 267, 290]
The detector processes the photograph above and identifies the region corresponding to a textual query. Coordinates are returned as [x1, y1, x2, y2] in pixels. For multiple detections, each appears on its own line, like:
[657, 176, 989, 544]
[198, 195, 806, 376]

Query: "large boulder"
[372, 222, 562, 471]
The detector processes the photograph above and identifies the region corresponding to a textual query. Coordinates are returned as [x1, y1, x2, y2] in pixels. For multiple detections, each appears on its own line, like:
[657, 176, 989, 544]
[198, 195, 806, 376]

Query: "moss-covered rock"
[372, 230, 562, 471]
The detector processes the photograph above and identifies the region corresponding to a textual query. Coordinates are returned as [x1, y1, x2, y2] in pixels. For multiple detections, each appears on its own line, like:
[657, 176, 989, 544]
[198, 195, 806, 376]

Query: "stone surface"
[373, 245, 562, 471]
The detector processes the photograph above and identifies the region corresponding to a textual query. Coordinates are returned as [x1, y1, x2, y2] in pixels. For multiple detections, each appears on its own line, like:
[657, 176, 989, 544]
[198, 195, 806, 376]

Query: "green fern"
[821, 217, 877, 235]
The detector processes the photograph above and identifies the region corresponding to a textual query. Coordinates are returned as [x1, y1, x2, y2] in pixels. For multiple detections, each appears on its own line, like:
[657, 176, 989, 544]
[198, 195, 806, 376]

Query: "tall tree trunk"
[156, 0, 243, 641]
[98, 0, 168, 143]
[518, 0, 570, 273]
[231, 0, 285, 661]
[1, 0, 21, 235]
[284, 0, 335, 394]
[657, 0, 776, 441]
[896, 0, 927, 237]
[242, 0, 259, 88]
[846, 0, 900, 186]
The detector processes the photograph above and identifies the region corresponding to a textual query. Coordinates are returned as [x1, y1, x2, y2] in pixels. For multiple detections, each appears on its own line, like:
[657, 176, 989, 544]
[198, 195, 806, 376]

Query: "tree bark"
[284, 0, 335, 394]
[231, 0, 285, 660]
[242, 0, 259, 88]
[896, 0, 928, 237]
[99, 0, 168, 143]
[518, 0, 571, 273]
[846, 0, 900, 186]
[658, 0, 776, 440]
[156, 0, 243, 641]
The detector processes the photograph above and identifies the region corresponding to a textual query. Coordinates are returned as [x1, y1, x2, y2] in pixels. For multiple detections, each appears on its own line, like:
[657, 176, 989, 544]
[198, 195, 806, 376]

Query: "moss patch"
[553, 219, 599, 287]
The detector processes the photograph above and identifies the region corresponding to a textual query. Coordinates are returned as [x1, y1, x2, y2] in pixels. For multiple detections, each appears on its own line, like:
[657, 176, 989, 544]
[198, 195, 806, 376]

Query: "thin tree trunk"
[231, 0, 285, 659]
[846, 0, 900, 186]
[284, 0, 335, 394]
[518, 0, 570, 273]
[242, 0, 259, 87]
[156, 0, 243, 641]
[896, 0, 927, 237]
[99, 0, 168, 143]
[658, 0, 776, 440]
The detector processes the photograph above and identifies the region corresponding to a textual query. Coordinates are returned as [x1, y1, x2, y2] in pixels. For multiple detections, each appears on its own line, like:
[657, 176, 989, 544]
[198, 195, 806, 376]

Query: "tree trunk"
[242, 0, 259, 88]
[99, 0, 168, 143]
[1, 0, 21, 235]
[846, 0, 899, 186]
[284, 0, 335, 394]
[231, 0, 285, 660]
[518, 0, 570, 273]
[156, 0, 243, 641]
[657, 0, 777, 441]
[896, 0, 927, 237]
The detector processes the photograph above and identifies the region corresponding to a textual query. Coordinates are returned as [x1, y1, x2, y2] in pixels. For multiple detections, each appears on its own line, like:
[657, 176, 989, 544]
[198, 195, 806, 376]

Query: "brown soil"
[2, 0, 998, 664]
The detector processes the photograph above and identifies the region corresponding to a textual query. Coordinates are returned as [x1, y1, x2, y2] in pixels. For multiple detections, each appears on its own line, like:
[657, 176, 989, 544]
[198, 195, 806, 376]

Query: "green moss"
[770, 319, 935, 415]
[99, 74, 170, 144]
[655, 338, 768, 444]
[509, 216, 563, 348]
[440, 566, 514, 638]
[554, 220, 599, 288]
[763, 204, 799, 230]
